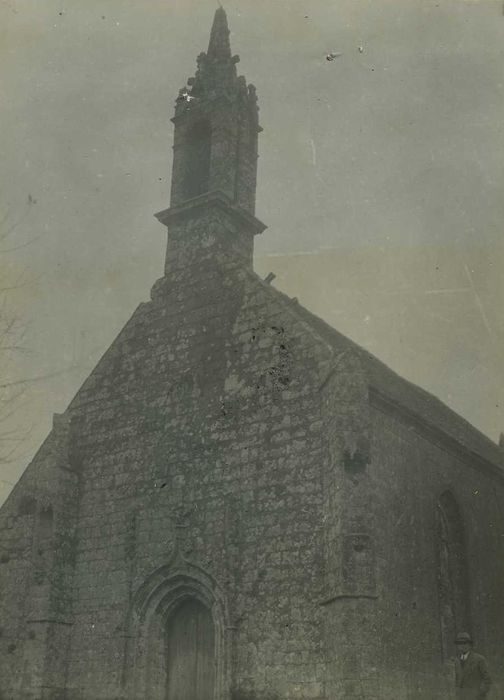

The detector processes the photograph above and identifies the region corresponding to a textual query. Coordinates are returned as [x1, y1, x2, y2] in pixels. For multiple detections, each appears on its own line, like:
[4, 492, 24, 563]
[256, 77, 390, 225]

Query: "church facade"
[1, 9, 503, 700]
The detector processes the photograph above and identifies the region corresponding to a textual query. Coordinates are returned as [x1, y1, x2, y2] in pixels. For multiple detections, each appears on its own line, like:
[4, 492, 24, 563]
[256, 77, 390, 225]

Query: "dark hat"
[455, 632, 473, 645]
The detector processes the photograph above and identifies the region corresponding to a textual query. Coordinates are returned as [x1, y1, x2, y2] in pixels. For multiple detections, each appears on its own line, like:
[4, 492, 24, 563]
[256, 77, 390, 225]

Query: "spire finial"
[207, 6, 231, 59]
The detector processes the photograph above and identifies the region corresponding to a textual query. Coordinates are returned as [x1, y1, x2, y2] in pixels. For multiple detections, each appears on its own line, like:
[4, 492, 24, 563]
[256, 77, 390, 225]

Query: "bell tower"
[155, 7, 266, 275]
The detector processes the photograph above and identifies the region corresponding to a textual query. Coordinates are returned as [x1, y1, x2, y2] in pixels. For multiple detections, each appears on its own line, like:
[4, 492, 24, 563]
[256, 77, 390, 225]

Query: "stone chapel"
[0, 8, 503, 700]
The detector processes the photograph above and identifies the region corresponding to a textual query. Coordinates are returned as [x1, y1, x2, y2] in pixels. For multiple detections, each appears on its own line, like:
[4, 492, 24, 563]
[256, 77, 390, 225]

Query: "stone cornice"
[154, 190, 266, 236]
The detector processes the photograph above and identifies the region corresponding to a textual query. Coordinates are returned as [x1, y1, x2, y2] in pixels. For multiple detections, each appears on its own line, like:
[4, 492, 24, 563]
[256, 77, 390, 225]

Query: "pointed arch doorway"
[166, 598, 216, 700]
[125, 561, 229, 700]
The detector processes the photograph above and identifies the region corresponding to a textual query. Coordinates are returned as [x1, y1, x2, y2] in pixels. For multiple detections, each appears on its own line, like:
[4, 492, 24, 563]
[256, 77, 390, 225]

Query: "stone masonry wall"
[51, 211, 340, 699]
[0, 415, 80, 699]
[360, 403, 504, 700]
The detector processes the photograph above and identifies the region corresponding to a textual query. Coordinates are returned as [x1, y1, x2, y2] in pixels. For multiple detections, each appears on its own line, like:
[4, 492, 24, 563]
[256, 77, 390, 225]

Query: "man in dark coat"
[454, 632, 492, 700]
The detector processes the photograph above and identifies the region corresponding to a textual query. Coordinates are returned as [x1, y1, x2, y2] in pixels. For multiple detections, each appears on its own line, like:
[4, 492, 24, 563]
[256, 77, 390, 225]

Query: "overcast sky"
[1, 0, 503, 504]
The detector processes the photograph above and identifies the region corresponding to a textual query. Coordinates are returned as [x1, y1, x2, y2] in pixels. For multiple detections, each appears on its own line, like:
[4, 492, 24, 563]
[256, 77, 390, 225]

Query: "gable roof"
[255, 271, 503, 474]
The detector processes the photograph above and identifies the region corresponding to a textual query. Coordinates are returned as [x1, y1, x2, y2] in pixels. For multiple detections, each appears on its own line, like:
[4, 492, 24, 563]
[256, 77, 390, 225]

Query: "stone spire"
[164, 6, 262, 218]
[154, 7, 266, 278]
[207, 6, 231, 60]
[182, 7, 240, 102]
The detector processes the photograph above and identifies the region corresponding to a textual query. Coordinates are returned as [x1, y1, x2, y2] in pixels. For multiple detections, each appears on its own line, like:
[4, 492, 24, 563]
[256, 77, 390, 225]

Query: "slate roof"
[262, 275, 503, 473]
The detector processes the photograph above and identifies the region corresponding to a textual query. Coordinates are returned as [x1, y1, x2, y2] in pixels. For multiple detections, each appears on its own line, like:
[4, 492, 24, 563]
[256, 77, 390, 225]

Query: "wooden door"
[166, 599, 215, 700]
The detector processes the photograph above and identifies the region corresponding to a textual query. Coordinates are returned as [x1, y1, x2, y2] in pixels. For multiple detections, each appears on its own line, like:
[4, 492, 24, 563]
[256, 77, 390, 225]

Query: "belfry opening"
[181, 120, 212, 201]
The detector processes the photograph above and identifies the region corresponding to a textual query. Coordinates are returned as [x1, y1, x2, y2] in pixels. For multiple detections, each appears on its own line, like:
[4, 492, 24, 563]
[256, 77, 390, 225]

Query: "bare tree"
[0, 197, 39, 495]
[0, 197, 83, 503]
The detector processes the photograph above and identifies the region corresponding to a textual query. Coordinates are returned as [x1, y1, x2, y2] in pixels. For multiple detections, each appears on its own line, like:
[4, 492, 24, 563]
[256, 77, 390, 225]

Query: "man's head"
[455, 631, 473, 655]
